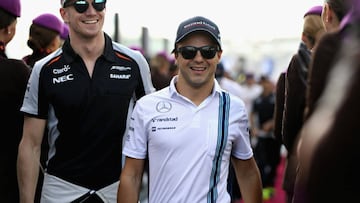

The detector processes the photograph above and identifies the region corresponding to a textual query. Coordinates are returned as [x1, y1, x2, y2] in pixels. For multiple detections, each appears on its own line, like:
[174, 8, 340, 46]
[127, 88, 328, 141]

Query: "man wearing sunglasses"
[17, 0, 155, 202]
[117, 16, 262, 203]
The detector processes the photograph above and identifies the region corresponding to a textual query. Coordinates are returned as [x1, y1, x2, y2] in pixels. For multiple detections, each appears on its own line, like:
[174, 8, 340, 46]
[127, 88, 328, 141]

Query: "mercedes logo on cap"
[156, 101, 172, 113]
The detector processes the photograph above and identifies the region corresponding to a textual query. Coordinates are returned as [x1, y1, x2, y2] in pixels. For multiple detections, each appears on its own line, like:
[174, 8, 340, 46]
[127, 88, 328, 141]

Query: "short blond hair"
[303, 15, 325, 47]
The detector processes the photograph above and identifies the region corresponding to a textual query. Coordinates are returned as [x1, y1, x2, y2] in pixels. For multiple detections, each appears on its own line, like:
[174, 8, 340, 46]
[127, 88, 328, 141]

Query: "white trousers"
[41, 173, 119, 203]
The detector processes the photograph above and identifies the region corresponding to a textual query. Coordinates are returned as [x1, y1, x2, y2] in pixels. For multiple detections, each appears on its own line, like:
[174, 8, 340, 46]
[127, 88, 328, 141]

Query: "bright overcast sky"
[7, 0, 324, 59]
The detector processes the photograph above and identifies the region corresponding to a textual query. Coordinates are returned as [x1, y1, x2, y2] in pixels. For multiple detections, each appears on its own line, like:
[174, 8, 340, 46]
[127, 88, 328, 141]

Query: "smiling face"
[175, 31, 222, 91]
[60, 0, 105, 40]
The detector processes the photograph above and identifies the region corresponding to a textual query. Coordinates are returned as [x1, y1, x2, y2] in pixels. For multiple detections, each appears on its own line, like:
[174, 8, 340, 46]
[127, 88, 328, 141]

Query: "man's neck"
[176, 77, 214, 106]
[70, 32, 105, 59]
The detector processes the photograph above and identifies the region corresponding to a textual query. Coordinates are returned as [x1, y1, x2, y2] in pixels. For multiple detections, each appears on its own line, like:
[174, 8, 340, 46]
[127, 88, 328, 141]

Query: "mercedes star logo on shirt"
[156, 101, 172, 113]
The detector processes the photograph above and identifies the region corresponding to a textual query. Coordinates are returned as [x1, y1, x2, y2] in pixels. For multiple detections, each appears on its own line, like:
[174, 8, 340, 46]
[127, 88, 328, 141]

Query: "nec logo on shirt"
[53, 74, 74, 84]
[52, 65, 74, 84]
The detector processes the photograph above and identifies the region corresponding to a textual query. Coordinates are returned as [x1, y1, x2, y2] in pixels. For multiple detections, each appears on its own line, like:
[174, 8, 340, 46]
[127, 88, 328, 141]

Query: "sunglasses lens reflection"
[68, 0, 106, 13]
[74, 1, 88, 13]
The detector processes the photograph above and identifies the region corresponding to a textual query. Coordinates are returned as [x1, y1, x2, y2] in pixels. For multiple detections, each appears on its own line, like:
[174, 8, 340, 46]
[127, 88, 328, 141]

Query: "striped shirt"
[21, 33, 155, 190]
[123, 76, 252, 203]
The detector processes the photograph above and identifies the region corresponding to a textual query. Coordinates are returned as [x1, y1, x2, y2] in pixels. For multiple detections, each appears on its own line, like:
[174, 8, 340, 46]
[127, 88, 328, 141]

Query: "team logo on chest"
[156, 101, 172, 113]
[110, 66, 131, 80]
[52, 65, 74, 84]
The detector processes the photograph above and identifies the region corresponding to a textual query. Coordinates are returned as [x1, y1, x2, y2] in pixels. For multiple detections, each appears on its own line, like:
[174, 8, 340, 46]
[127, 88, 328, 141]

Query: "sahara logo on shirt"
[110, 65, 131, 79]
[110, 74, 131, 79]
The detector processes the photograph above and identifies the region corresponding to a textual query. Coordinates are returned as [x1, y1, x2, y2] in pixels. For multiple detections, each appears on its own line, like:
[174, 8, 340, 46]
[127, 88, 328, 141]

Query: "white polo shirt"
[123, 76, 253, 203]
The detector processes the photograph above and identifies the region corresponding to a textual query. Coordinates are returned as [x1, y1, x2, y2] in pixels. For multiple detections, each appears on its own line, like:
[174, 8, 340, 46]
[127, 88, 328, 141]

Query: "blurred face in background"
[7, 19, 17, 44]
[322, 0, 347, 32]
[0, 19, 17, 45]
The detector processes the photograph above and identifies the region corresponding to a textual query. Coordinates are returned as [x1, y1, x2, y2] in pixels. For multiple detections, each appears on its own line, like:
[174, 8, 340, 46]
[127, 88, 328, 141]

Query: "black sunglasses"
[176, 46, 219, 60]
[64, 0, 106, 13]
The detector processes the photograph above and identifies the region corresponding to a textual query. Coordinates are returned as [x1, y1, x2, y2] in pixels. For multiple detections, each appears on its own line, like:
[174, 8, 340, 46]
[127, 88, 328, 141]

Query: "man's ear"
[217, 50, 223, 60]
[323, 3, 332, 23]
[60, 8, 69, 24]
